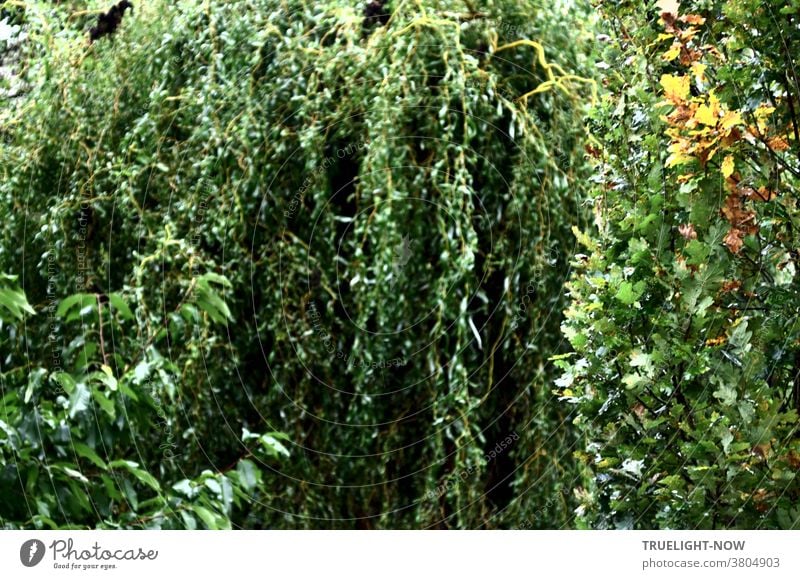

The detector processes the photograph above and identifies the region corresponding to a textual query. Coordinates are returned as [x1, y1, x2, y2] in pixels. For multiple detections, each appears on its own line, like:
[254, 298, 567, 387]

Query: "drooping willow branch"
[494, 39, 597, 104]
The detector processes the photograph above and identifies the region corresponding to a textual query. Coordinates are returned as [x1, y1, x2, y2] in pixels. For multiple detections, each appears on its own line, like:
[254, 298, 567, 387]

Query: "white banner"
[1, 531, 798, 578]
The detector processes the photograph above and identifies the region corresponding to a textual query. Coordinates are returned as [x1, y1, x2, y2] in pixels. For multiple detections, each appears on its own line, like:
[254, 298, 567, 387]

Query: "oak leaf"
[724, 228, 744, 253]
[660, 74, 690, 104]
[767, 136, 790, 151]
[679, 14, 706, 25]
[721, 155, 734, 178]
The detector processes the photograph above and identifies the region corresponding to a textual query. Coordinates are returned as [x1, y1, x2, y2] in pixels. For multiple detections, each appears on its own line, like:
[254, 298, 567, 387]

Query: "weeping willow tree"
[0, 0, 594, 528]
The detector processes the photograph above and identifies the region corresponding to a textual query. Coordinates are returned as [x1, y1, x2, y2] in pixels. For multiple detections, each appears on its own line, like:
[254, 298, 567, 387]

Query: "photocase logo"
[20, 539, 46, 567]
[390, 234, 415, 287]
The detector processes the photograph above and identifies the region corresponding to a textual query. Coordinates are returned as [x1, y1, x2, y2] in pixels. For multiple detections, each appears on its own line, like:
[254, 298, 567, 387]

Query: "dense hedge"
[560, 0, 800, 529]
[0, 0, 594, 528]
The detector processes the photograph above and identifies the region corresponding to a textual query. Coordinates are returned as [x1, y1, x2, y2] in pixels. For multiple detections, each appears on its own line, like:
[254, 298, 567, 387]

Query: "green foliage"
[560, 0, 800, 529]
[1, 0, 594, 528]
[0, 274, 35, 322]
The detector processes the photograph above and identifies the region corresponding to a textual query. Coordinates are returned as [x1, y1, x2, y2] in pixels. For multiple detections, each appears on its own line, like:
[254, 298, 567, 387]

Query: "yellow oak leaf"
[660, 74, 690, 104]
[721, 155, 735, 178]
[662, 44, 681, 61]
[691, 62, 707, 83]
[666, 152, 694, 167]
[753, 106, 775, 133]
[707, 90, 721, 114]
[694, 103, 717, 126]
[720, 111, 743, 132]
[754, 105, 776, 120]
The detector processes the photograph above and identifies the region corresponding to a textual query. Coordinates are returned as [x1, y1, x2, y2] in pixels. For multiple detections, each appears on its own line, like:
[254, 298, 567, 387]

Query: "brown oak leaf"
[724, 228, 745, 253]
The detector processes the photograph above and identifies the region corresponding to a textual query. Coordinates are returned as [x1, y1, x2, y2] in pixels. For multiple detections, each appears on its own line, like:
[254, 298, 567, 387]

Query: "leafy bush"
[560, 0, 800, 529]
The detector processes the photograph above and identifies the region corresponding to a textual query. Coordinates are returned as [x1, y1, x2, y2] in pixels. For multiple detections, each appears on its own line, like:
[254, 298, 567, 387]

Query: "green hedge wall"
[560, 0, 800, 529]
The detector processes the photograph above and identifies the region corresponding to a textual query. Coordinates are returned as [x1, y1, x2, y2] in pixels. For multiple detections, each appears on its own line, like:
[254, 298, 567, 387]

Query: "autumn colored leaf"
[767, 135, 790, 151]
[666, 151, 694, 168]
[678, 223, 697, 239]
[724, 228, 744, 253]
[753, 444, 771, 459]
[690, 62, 707, 83]
[679, 14, 706, 25]
[679, 45, 702, 66]
[722, 194, 755, 227]
[720, 280, 742, 293]
[720, 127, 742, 147]
[666, 105, 693, 124]
[662, 43, 681, 61]
[679, 27, 699, 43]
[725, 173, 742, 193]
[694, 103, 717, 126]
[721, 155, 734, 178]
[661, 11, 679, 33]
[699, 44, 725, 60]
[748, 186, 777, 203]
[720, 110, 743, 132]
[753, 105, 776, 134]
[660, 74, 690, 104]
[584, 143, 602, 158]
[695, 139, 717, 164]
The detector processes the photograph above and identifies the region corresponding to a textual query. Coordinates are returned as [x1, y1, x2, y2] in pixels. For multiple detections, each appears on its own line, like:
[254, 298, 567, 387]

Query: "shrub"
[560, 0, 800, 529]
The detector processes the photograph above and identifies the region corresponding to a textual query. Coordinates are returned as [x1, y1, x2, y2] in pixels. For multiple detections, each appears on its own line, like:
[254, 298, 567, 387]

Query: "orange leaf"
[661, 11, 679, 33]
[720, 280, 742, 293]
[767, 136, 790, 151]
[679, 27, 699, 42]
[667, 105, 694, 124]
[724, 228, 744, 253]
[748, 186, 777, 203]
[721, 127, 742, 147]
[700, 44, 725, 60]
[680, 14, 706, 24]
[679, 46, 703, 66]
